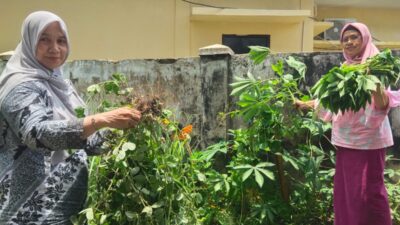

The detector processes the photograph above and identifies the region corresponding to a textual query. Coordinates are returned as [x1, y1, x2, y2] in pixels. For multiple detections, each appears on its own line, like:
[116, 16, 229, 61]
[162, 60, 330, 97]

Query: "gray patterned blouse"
[0, 80, 107, 225]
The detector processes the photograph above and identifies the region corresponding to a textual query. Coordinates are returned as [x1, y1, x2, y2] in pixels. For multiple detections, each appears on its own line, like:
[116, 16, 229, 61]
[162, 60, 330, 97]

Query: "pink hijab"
[340, 22, 379, 64]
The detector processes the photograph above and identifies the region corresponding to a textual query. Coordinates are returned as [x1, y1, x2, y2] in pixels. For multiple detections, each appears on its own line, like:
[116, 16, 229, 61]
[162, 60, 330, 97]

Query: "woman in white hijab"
[0, 11, 141, 224]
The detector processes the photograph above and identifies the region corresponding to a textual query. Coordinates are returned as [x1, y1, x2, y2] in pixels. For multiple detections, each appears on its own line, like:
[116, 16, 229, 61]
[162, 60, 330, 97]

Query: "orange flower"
[182, 125, 192, 134]
[178, 124, 193, 140]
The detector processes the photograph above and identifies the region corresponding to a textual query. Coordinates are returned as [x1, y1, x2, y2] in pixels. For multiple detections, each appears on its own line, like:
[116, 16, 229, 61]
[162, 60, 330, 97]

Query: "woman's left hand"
[294, 99, 316, 111]
[372, 83, 389, 110]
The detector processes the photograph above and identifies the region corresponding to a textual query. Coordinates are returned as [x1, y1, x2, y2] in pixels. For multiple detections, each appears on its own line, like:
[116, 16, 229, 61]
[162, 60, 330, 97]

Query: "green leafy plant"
[234, 162, 275, 188]
[385, 155, 400, 223]
[73, 74, 204, 225]
[192, 46, 336, 224]
[311, 48, 400, 113]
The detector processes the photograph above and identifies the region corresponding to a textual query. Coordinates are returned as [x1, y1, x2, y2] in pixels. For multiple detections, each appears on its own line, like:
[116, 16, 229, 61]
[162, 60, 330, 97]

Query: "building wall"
[0, 0, 178, 60]
[0, 0, 314, 60]
[188, 0, 314, 54]
[316, 6, 400, 42]
[190, 22, 304, 54]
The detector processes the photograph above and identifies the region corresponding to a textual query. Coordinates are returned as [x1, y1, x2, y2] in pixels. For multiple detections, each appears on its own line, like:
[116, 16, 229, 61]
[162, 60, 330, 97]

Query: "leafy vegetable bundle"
[311, 49, 400, 114]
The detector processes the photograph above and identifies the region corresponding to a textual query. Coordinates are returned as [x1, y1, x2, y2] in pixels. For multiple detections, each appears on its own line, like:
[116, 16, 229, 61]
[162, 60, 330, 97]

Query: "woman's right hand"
[95, 107, 141, 129]
[81, 107, 141, 138]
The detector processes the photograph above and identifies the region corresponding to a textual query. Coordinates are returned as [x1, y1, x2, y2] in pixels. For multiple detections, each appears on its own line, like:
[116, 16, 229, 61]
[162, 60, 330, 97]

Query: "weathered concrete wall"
[1, 50, 400, 155]
[65, 57, 210, 147]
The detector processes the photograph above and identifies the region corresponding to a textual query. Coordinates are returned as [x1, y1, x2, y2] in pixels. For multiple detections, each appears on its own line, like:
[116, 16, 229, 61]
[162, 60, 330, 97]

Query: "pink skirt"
[334, 146, 392, 225]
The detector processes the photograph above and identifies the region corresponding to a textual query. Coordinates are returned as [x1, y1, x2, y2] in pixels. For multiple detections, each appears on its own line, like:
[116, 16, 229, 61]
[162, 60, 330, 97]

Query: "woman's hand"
[81, 107, 142, 139]
[372, 83, 389, 110]
[294, 99, 316, 111]
[95, 107, 141, 129]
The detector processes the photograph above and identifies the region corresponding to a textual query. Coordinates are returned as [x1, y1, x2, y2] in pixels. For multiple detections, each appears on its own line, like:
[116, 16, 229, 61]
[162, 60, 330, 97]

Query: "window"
[222, 34, 270, 54]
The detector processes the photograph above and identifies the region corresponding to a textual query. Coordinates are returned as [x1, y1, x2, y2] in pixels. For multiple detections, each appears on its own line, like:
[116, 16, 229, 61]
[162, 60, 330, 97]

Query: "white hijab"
[0, 11, 85, 164]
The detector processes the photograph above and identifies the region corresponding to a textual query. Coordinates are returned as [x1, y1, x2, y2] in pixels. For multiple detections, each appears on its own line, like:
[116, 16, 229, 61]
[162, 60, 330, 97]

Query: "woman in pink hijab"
[341, 22, 380, 64]
[297, 22, 398, 225]
[332, 22, 392, 225]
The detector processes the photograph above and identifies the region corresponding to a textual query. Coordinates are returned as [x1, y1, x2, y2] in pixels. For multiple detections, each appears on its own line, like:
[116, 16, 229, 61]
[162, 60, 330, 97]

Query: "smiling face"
[341, 29, 363, 61]
[35, 21, 68, 70]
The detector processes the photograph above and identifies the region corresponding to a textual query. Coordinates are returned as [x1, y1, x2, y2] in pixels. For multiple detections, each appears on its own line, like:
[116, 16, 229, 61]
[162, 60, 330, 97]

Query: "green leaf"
[334, 72, 345, 79]
[197, 172, 206, 182]
[275, 101, 284, 107]
[87, 84, 101, 94]
[365, 74, 381, 84]
[339, 87, 346, 97]
[285, 56, 306, 79]
[121, 142, 136, 151]
[271, 60, 284, 76]
[234, 75, 247, 81]
[337, 80, 345, 90]
[257, 168, 275, 180]
[248, 46, 270, 65]
[100, 214, 107, 224]
[234, 164, 253, 169]
[74, 107, 86, 118]
[119, 87, 133, 95]
[240, 93, 258, 102]
[81, 208, 94, 221]
[282, 154, 299, 170]
[224, 179, 231, 192]
[176, 193, 184, 201]
[254, 169, 264, 187]
[125, 211, 136, 219]
[112, 73, 126, 82]
[282, 74, 293, 81]
[363, 79, 377, 91]
[116, 150, 126, 161]
[100, 100, 112, 109]
[214, 182, 222, 192]
[140, 187, 150, 195]
[141, 206, 153, 216]
[199, 142, 227, 161]
[242, 168, 253, 182]
[152, 201, 164, 208]
[255, 162, 275, 168]
[104, 81, 120, 94]
[247, 71, 256, 81]
[230, 83, 253, 96]
[230, 79, 253, 88]
[130, 167, 140, 176]
[191, 193, 203, 204]
[242, 109, 259, 122]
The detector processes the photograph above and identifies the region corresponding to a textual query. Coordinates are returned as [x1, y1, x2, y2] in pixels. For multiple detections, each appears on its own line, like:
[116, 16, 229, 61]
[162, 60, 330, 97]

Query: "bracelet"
[91, 117, 97, 130]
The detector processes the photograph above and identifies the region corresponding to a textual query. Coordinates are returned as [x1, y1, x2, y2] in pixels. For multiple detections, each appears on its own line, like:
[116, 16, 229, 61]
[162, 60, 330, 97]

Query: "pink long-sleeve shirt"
[316, 90, 400, 150]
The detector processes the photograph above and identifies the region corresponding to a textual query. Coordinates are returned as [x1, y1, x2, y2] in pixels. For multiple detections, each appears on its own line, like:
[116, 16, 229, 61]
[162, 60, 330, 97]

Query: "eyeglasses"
[341, 34, 361, 43]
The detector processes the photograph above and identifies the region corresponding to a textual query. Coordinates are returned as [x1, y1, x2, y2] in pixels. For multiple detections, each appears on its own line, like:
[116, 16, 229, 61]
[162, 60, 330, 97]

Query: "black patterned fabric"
[0, 80, 107, 225]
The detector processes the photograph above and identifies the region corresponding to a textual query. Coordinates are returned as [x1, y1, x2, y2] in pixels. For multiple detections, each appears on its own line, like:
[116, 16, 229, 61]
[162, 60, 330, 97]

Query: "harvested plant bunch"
[311, 66, 379, 114]
[131, 95, 163, 121]
[367, 48, 400, 87]
[132, 95, 162, 116]
[311, 49, 400, 114]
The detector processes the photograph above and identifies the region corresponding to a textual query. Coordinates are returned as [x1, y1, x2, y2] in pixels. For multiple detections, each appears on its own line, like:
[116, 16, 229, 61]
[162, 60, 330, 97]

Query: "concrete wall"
[2, 49, 400, 155]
